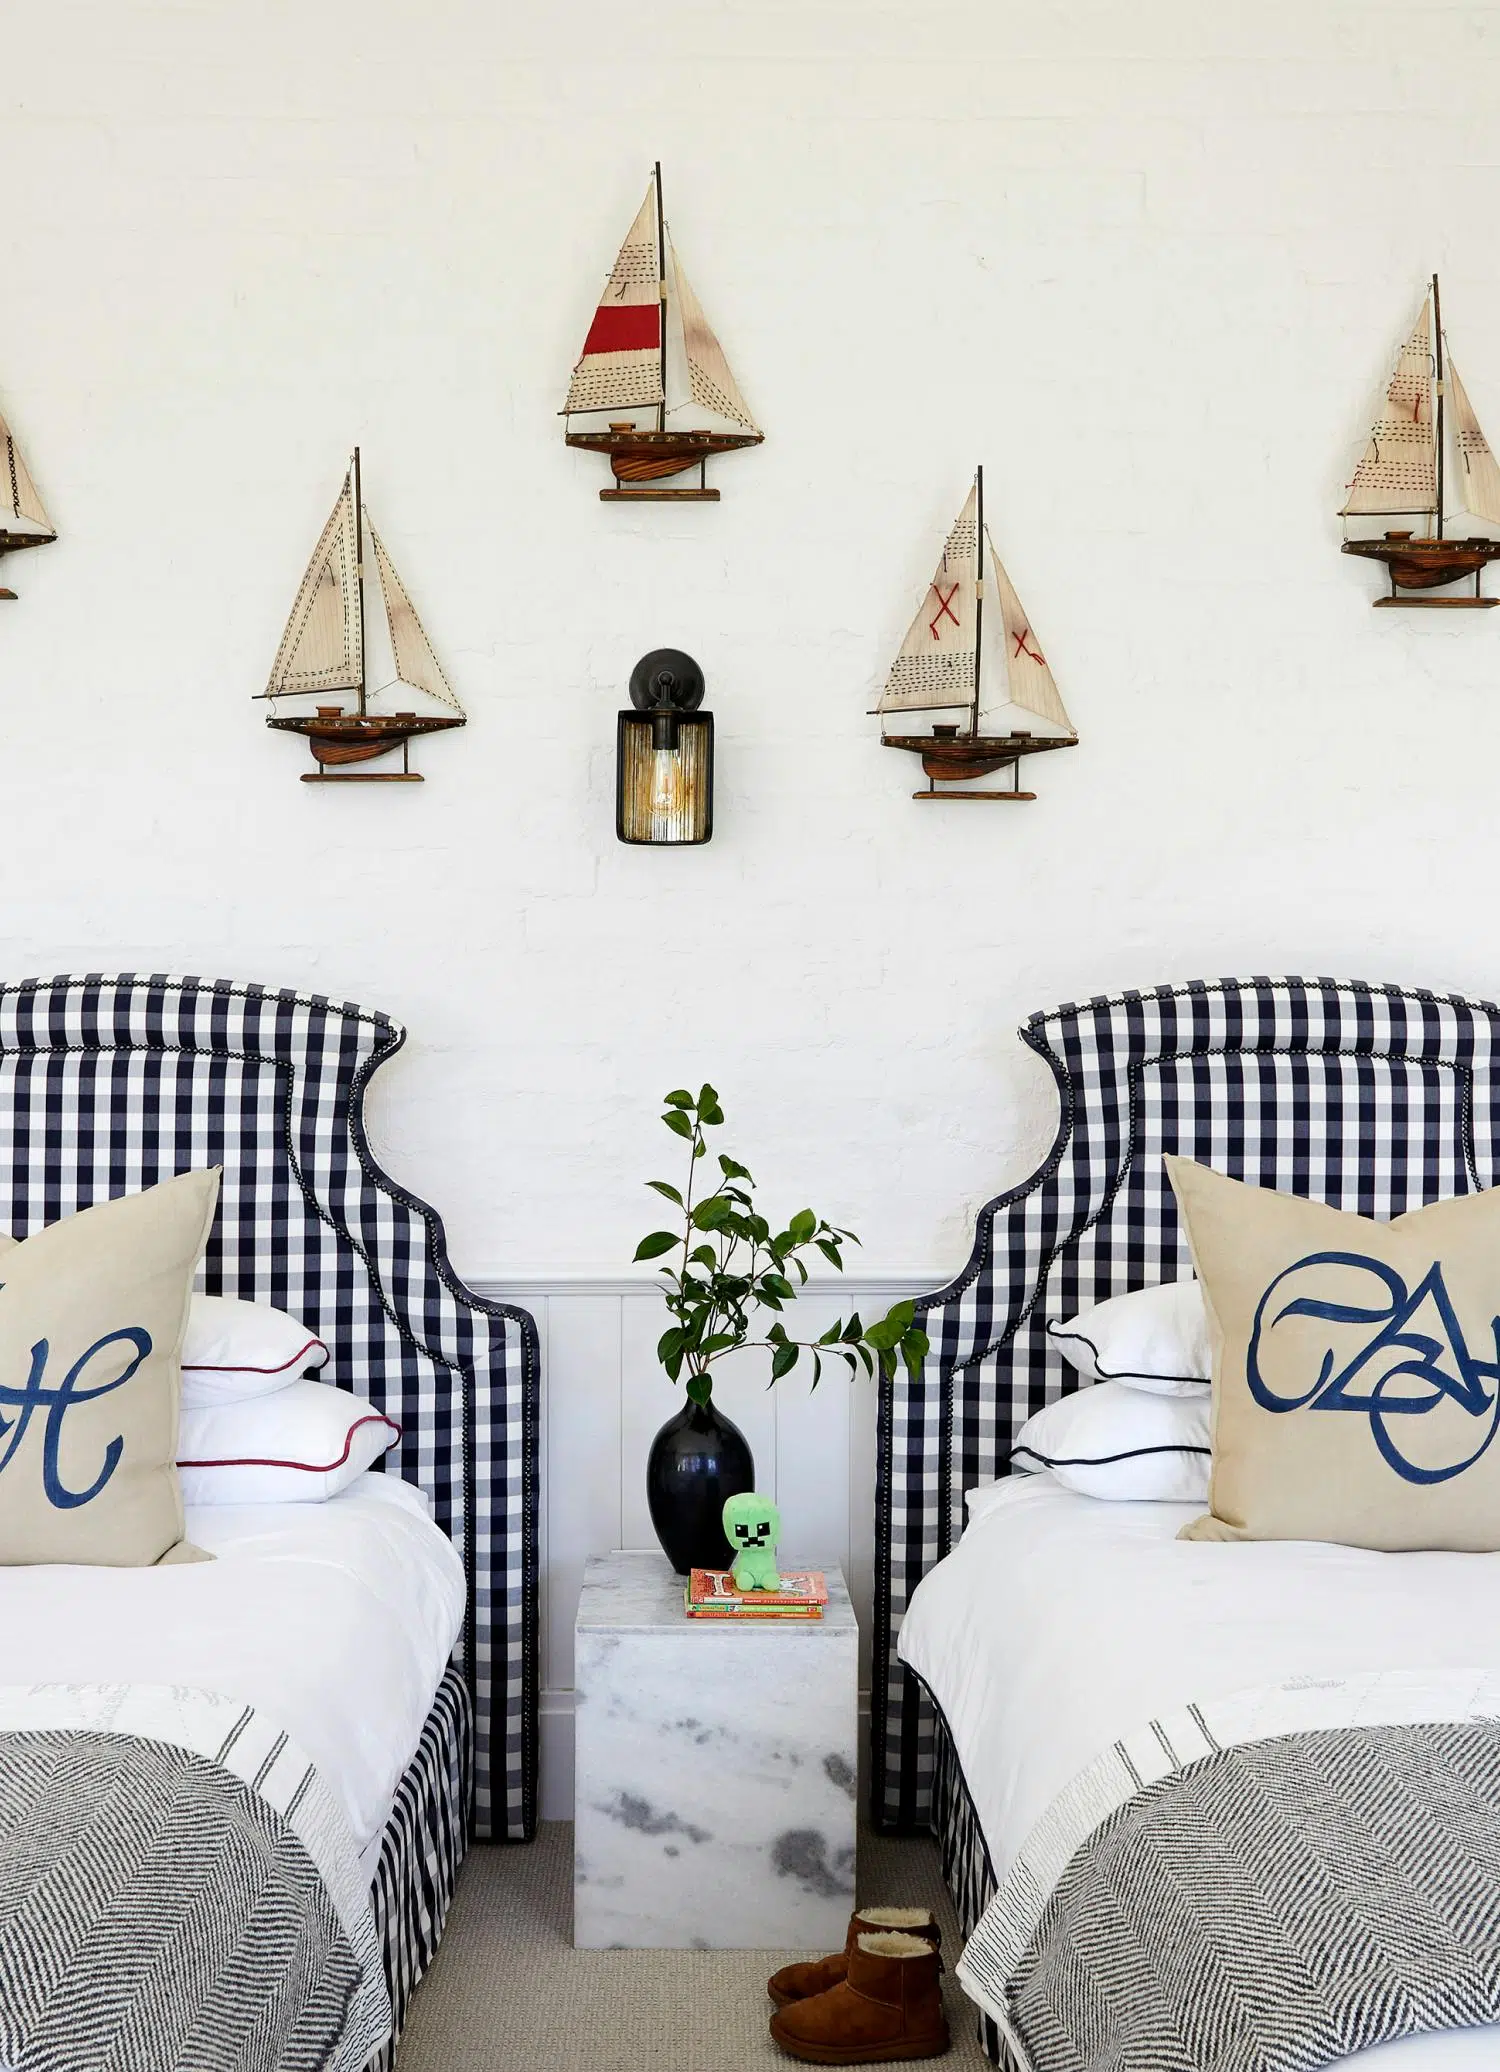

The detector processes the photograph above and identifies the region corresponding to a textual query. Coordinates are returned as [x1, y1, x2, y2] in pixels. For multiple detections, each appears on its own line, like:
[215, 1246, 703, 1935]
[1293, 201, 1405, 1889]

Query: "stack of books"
[685, 1569, 829, 1621]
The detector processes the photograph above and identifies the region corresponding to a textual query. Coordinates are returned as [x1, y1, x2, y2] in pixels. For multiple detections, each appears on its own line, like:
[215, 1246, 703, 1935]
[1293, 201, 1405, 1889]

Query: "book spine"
[683, 1599, 824, 1616]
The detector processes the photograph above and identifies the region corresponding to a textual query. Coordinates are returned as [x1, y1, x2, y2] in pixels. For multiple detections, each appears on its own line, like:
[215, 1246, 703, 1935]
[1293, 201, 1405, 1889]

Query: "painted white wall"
[10, 0, 1500, 1811]
[15, 0, 1500, 1285]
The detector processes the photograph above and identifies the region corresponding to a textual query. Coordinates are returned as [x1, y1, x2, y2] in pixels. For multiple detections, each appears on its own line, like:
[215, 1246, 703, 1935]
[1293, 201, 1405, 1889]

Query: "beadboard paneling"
[475, 1275, 919, 1819]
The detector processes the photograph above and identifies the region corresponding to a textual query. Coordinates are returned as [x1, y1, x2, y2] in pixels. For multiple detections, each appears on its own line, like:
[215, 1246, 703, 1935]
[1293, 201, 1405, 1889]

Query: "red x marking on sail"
[1013, 627, 1045, 666]
[928, 583, 960, 640]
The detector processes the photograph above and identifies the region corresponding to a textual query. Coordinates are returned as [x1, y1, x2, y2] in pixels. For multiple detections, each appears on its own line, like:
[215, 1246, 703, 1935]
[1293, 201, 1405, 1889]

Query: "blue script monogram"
[0, 1329, 152, 1509]
[1249, 1253, 1500, 1485]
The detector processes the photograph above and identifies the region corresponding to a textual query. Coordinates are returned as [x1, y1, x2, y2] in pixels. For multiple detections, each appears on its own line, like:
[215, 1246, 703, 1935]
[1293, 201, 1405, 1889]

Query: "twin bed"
[0, 973, 539, 2069]
[877, 977, 1500, 2070]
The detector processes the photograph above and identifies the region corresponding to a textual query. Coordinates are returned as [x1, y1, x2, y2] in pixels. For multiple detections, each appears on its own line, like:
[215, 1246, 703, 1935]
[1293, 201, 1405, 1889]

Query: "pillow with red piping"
[180, 1295, 329, 1409]
[177, 1378, 399, 1505]
[0, 1252, 329, 1411]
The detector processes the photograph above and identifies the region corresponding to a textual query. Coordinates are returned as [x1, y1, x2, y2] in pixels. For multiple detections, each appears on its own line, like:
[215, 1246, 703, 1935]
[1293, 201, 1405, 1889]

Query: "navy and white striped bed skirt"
[367, 1665, 472, 2069]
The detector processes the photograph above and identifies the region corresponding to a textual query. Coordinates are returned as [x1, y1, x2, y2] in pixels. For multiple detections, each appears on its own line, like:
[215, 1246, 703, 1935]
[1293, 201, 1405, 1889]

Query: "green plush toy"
[722, 1490, 782, 1593]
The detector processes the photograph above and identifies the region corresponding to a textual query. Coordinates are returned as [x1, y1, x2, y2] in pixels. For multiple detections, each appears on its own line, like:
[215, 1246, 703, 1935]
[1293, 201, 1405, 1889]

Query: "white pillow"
[1011, 1380, 1210, 1502]
[181, 1295, 329, 1408]
[1047, 1279, 1209, 1397]
[177, 1378, 399, 1505]
[0, 1243, 330, 1409]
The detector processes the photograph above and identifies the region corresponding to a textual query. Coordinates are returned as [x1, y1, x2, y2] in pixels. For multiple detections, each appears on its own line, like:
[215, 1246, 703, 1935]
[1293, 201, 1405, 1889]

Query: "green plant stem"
[636, 1084, 928, 1400]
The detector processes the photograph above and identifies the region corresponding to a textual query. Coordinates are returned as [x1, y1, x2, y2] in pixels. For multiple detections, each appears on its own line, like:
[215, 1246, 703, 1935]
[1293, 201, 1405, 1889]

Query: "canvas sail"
[564, 183, 665, 418]
[369, 523, 464, 714]
[1340, 299, 1437, 516]
[876, 488, 980, 716]
[665, 247, 759, 435]
[263, 471, 362, 699]
[983, 540, 1074, 735]
[0, 413, 53, 537]
[1445, 354, 1500, 527]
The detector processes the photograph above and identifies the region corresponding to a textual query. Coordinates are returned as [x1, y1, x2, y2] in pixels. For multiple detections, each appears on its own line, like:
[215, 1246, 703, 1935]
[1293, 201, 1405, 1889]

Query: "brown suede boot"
[767, 1910, 940, 2011]
[770, 1930, 951, 2063]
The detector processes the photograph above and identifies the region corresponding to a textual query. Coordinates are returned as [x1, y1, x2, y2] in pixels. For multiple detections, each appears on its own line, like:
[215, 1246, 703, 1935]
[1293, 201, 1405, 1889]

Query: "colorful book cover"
[683, 1589, 823, 1621]
[687, 1567, 829, 1608]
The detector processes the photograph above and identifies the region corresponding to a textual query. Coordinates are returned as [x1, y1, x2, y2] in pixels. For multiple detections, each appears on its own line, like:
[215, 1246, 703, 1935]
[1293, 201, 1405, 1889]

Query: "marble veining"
[574, 1551, 859, 1950]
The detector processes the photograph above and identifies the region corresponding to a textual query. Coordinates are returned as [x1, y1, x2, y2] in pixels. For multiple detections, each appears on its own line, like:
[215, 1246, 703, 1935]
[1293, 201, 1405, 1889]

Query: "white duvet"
[898, 1472, 1500, 2067]
[0, 1472, 465, 1870]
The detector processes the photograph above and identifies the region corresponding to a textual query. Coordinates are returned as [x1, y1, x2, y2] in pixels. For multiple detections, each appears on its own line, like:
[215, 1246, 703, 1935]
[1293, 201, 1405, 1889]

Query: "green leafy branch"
[633, 1084, 929, 1407]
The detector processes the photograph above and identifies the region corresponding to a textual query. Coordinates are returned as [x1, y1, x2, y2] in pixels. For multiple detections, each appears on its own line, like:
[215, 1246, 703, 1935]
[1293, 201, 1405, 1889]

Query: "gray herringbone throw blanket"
[0, 1694, 391, 2072]
[1017, 1723, 1500, 2070]
[958, 1673, 1500, 2072]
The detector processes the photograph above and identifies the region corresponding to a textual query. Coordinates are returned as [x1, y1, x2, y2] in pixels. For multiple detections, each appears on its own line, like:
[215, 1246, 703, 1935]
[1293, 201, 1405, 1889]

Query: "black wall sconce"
[616, 648, 714, 845]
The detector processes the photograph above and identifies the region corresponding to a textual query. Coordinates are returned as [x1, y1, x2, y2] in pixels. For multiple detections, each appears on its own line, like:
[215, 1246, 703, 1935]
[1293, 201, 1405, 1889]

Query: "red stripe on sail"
[582, 304, 661, 356]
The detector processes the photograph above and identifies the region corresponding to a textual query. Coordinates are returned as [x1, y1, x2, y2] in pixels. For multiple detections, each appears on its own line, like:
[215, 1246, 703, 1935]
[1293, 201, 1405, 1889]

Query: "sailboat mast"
[353, 446, 367, 716]
[969, 465, 984, 738]
[654, 162, 667, 435]
[1432, 273, 1445, 539]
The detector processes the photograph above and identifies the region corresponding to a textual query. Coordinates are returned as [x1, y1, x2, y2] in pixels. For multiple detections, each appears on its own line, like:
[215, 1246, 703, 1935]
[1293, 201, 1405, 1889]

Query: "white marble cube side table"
[574, 1550, 858, 1950]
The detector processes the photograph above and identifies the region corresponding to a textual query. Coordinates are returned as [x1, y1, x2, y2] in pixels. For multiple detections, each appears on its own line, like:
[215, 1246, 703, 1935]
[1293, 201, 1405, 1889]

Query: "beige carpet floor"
[396, 1822, 990, 2070]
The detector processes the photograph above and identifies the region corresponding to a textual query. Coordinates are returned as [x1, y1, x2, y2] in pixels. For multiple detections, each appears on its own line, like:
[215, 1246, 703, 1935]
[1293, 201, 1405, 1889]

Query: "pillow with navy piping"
[1010, 1382, 1210, 1503]
[0, 1169, 220, 1565]
[1047, 1279, 1210, 1398]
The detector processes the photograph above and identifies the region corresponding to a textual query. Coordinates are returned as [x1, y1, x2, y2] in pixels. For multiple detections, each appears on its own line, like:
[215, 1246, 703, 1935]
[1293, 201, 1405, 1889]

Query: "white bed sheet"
[0, 1472, 465, 1871]
[899, 1471, 1500, 2068]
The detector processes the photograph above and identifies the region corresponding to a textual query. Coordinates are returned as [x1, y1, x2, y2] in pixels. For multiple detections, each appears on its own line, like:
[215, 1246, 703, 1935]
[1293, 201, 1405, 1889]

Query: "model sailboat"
[874, 469, 1077, 800]
[0, 407, 56, 600]
[1341, 274, 1500, 606]
[258, 452, 465, 782]
[563, 164, 762, 502]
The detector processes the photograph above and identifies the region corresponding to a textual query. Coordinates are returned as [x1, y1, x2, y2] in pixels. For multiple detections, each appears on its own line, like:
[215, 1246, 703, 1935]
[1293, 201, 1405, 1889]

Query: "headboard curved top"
[0, 973, 539, 1842]
[873, 976, 1500, 1833]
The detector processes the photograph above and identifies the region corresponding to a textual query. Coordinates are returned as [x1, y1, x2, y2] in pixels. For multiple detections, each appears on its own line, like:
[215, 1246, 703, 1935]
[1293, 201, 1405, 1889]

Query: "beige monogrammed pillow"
[1166, 1155, 1500, 1551]
[0, 1169, 220, 1565]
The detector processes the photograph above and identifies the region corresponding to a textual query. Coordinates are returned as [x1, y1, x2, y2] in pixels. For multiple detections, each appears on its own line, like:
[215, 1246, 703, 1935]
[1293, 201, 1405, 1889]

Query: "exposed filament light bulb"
[649, 746, 685, 838]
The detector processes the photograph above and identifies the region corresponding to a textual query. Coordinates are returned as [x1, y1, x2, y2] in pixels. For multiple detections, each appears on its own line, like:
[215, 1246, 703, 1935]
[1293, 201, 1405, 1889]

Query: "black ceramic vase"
[646, 1395, 755, 1575]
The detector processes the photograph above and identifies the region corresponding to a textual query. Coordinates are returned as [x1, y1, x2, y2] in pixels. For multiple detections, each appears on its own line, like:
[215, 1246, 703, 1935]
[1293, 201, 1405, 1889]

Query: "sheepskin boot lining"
[855, 1932, 934, 1959]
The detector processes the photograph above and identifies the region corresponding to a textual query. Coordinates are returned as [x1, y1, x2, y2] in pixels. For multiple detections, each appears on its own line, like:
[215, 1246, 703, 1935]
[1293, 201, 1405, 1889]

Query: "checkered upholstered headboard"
[0, 975, 539, 1842]
[872, 977, 1500, 1833]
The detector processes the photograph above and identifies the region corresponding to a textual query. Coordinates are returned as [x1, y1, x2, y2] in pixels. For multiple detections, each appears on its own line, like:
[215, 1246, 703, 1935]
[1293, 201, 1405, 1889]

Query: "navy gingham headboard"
[872, 976, 1500, 1833]
[0, 975, 540, 1842]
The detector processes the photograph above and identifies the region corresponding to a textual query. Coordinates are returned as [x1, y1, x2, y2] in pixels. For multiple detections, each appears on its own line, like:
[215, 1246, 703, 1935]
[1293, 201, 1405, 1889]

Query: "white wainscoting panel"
[475, 1274, 921, 1819]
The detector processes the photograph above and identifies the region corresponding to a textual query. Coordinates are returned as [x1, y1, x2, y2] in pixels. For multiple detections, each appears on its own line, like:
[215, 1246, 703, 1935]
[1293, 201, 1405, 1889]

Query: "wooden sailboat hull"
[267, 712, 465, 781]
[1342, 534, 1500, 597]
[565, 429, 762, 500]
[310, 735, 397, 768]
[0, 528, 57, 599]
[882, 730, 1077, 794]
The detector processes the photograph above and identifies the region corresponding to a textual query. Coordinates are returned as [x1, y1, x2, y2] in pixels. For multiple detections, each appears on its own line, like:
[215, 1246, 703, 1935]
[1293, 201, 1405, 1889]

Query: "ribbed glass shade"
[616, 713, 714, 844]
